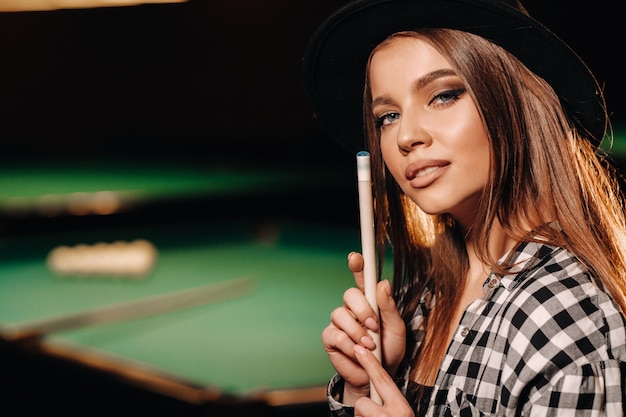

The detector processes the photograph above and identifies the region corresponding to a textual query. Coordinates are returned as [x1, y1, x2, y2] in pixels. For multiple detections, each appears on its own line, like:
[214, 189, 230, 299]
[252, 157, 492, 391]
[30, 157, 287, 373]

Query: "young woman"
[303, 0, 626, 416]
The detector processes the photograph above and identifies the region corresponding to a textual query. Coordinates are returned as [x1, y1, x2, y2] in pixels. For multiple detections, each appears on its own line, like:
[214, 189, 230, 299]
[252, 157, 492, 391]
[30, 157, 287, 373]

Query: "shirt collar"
[495, 240, 562, 291]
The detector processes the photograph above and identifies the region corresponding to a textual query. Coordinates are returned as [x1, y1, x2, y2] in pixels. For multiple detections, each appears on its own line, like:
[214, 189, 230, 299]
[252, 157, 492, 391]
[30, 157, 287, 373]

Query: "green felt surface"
[0, 219, 377, 397]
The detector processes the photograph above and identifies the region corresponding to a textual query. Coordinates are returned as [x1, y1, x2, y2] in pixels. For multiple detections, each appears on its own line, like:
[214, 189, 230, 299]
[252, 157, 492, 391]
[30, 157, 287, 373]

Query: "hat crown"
[503, 0, 529, 15]
[303, 0, 607, 151]
[502, 0, 521, 9]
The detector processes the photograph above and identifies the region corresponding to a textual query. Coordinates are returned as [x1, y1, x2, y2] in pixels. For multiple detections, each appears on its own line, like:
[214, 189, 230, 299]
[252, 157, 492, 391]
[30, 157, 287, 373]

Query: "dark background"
[0, 0, 623, 168]
[0, 1, 623, 416]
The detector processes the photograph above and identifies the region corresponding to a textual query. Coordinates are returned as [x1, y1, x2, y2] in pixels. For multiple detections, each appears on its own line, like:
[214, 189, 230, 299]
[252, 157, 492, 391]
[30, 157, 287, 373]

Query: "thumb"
[376, 279, 406, 373]
[376, 280, 402, 325]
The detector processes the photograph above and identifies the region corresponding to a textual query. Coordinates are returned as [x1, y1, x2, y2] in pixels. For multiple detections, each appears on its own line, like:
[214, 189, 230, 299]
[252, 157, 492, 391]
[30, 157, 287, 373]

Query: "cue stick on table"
[356, 151, 383, 405]
[1, 277, 255, 342]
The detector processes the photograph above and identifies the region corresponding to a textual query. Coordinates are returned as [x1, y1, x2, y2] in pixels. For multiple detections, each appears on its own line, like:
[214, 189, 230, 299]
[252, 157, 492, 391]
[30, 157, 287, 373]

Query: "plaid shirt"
[328, 241, 626, 416]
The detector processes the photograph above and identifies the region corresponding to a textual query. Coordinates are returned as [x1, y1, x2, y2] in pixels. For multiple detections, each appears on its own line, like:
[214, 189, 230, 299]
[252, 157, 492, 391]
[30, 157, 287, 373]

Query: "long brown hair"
[364, 29, 626, 383]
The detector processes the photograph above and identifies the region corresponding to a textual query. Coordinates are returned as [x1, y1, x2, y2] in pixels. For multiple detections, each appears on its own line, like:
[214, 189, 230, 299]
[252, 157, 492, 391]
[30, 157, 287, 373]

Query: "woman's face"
[369, 36, 490, 227]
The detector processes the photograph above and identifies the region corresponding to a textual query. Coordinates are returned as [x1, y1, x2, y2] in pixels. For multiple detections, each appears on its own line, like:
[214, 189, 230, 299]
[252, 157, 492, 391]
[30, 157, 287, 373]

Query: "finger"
[353, 344, 406, 405]
[377, 280, 404, 332]
[322, 325, 370, 389]
[343, 288, 379, 332]
[322, 325, 360, 365]
[348, 252, 365, 292]
[329, 306, 376, 349]
[376, 280, 406, 374]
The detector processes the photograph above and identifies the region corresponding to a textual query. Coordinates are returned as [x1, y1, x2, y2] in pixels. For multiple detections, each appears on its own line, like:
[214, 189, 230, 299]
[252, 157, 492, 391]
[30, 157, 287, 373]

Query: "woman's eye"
[375, 112, 400, 128]
[429, 88, 467, 106]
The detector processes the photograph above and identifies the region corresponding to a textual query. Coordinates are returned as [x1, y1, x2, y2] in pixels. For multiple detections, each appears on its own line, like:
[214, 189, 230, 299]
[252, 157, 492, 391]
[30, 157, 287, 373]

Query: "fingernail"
[347, 252, 356, 261]
[354, 344, 367, 356]
[360, 335, 375, 349]
[365, 317, 378, 331]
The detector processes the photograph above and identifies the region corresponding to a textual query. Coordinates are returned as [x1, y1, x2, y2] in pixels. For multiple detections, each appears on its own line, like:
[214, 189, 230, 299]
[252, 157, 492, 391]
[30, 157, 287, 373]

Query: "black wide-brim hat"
[303, 0, 607, 153]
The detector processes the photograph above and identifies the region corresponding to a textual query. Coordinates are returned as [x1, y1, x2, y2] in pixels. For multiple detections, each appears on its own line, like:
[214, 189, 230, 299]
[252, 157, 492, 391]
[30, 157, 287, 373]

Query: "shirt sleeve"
[524, 360, 625, 416]
[327, 373, 355, 417]
[499, 265, 626, 416]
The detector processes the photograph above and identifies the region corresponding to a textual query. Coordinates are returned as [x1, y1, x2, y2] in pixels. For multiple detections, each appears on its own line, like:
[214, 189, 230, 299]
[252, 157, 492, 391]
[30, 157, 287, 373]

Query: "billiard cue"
[1, 277, 255, 342]
[356, 151, 383, 405]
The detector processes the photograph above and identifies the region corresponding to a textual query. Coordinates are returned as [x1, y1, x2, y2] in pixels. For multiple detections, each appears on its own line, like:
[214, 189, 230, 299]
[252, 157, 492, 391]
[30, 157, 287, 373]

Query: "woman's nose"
[396, 114, 431, 153]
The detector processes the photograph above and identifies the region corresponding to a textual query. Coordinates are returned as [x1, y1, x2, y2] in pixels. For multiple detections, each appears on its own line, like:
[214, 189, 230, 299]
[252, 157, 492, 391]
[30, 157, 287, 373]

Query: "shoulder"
[500, 243, 626, 360]
[503, 242, 610, 310]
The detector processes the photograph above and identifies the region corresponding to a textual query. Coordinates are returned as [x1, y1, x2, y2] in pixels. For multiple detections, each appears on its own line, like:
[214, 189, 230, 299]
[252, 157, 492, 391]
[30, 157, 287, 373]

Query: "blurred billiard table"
[0, 157, 364, 416]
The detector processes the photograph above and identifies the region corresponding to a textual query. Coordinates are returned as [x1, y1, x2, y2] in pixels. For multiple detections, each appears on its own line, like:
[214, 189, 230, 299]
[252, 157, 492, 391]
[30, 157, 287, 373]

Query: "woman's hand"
[352, 344, 415, 417]
[321, 252, 407, 404]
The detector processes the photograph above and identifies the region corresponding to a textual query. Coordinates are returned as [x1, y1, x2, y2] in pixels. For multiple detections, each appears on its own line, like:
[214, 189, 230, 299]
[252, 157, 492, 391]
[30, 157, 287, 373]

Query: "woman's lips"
[416, 166, 439, 177]
[406, 160, 450, 188]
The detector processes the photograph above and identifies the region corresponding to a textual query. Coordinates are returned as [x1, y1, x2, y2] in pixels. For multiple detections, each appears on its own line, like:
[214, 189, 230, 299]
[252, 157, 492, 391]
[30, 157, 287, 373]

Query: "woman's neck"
[464, 219, 518, 273]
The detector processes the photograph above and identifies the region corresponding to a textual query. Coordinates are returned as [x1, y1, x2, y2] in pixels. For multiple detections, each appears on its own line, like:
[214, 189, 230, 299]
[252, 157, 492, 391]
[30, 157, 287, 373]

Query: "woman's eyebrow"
[411, 68, 457, 93]
[371, 95, 394, 108]
[371, 68, 458, 108]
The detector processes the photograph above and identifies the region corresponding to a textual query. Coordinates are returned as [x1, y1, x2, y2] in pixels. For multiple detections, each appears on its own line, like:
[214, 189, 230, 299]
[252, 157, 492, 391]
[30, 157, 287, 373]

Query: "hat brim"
[303, 0, 606, 153]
